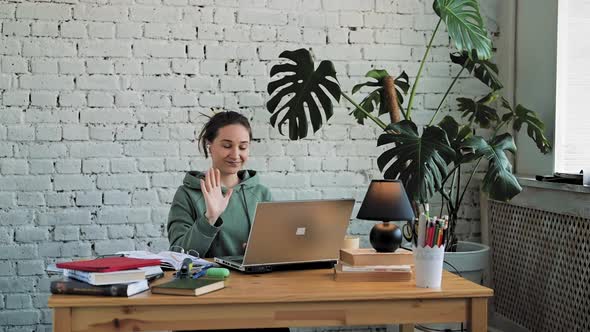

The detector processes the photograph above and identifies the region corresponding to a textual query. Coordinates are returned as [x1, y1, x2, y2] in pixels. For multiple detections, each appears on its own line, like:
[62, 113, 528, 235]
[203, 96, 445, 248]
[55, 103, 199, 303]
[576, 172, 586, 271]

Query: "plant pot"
[443, 241, 490, 285]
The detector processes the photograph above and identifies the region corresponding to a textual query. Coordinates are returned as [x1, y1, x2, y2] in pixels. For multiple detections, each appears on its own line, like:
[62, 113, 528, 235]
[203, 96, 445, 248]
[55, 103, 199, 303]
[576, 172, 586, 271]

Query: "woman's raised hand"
[200, 168, 233, 225]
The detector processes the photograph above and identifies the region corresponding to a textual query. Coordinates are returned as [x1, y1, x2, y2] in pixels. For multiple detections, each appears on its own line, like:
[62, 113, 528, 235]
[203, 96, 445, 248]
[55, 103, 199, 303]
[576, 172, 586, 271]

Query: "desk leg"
[53, 308, 72, 332]
[399, 324, 414, 332]
[468, 298, 488, 332]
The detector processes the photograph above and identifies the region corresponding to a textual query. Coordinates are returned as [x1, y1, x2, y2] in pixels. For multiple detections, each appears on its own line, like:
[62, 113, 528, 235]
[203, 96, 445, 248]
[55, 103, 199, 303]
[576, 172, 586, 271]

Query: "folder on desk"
[56, 257, 161, 273]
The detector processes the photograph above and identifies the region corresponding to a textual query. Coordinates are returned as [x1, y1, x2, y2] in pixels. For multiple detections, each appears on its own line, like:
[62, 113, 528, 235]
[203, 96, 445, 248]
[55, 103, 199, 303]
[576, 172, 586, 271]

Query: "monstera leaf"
[377, 120, 456, 203]
[434, 0, 492, 60]
[438, 115, 473, 162]
[460, 133, 522, 201]
[351, 89, 381, 125]
[350, 70, 410, 125]
[266, 49, 341, 140]
[457, 96, 498, 128]
[501, 103, 552, 154]
[451, 51, 502, 90]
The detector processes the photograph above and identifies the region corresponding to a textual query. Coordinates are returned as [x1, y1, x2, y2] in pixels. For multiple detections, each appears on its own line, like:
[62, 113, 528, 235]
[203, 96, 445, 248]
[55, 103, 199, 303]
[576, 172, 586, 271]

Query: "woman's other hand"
[201, 168, 233, 225]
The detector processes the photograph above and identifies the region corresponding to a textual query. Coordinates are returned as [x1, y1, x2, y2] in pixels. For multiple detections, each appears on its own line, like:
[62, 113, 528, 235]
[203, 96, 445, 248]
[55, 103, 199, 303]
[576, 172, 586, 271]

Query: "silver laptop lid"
[242, 199, 354, 265]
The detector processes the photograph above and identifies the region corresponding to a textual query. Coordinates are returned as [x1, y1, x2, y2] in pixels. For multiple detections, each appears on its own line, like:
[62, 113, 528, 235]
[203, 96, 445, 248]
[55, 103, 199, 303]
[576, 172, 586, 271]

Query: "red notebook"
[56, 257, 161, 273]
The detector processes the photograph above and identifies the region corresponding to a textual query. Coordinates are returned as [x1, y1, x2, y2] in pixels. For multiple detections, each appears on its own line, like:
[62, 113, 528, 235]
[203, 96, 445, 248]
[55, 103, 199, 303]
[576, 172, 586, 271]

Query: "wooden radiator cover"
[489, 200, 590, 331]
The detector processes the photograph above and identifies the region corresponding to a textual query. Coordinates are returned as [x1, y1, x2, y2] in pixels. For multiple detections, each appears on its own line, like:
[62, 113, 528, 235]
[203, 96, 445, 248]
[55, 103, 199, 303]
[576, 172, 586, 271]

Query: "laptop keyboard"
[224, 255, 244, 264]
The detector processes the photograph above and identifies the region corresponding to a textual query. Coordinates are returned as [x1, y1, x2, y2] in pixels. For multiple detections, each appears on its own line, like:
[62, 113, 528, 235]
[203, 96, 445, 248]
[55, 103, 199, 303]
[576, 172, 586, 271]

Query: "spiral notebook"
[117, 250, 217, 270]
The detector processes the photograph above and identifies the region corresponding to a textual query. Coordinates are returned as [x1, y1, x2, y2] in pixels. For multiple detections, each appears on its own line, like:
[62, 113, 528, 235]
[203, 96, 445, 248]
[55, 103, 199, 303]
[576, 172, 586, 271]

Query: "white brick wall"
[0, 0, 499, 330]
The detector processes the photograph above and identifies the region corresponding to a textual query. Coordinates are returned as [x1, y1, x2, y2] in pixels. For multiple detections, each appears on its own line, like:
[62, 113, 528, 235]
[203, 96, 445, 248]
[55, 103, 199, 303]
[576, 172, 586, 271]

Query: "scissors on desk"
[402, 221, 418, 246]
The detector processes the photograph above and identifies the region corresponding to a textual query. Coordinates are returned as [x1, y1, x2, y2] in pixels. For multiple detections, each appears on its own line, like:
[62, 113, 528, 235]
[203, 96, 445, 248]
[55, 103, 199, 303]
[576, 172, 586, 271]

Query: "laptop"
[214, 199, 354, 273]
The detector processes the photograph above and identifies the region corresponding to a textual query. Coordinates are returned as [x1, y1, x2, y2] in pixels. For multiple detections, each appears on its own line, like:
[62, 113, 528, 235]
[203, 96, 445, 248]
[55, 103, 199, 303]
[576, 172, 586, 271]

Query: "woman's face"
[208, 124, 250, 176]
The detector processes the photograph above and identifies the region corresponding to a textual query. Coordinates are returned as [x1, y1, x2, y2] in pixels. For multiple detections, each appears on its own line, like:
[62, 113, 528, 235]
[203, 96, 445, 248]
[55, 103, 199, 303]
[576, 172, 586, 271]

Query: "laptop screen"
[241, 199, 354, 266]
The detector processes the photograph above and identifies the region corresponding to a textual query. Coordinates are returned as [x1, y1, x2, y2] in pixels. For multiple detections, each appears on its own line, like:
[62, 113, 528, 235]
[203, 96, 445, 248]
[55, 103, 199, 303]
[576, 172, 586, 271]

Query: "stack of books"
[334, 248, 414, 282]
[50, 257, 163, 297]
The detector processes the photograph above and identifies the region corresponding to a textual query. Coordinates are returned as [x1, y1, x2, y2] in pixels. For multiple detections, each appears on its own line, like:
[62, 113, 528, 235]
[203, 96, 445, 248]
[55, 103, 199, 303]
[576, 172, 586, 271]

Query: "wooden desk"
[48, 269, 493, 332]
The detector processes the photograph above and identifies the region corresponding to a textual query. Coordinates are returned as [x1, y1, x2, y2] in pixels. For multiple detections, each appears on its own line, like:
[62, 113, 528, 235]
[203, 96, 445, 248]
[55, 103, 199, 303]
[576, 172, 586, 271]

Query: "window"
[513, 0, 557, 177]
[555, 0, 590, 174]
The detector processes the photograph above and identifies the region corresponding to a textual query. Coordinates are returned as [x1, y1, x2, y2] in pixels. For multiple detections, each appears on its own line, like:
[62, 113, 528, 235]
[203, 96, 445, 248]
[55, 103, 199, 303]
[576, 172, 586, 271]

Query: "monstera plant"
[265, 0, 551, 251]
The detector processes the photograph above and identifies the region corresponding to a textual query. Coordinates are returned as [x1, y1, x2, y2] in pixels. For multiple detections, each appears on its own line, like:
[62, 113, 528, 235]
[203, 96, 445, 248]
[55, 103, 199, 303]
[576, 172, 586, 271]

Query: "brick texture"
[0, 0, 499, 331]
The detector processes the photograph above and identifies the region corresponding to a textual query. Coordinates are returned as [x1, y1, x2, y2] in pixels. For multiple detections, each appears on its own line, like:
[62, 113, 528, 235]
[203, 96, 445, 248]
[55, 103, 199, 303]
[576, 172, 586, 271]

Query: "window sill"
[516, 176, 590, 194]
[478, 175, 590, 220]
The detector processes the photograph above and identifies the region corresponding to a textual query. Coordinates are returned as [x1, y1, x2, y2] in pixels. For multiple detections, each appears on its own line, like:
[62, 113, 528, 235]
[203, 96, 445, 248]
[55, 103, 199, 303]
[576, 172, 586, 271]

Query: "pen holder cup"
[413, 245, 445, 288]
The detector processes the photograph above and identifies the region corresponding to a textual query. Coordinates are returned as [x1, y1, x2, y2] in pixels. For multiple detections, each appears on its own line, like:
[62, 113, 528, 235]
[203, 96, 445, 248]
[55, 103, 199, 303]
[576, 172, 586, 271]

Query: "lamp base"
[369, 222, 402, 252]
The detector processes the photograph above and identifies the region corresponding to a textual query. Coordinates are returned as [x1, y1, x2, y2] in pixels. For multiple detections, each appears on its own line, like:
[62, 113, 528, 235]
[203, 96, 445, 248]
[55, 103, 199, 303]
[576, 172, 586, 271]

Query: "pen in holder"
[412, 212, 448, 288]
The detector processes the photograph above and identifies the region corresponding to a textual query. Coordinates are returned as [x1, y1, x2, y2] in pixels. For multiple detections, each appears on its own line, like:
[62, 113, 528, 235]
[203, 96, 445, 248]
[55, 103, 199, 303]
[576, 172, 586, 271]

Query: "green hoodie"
[167, 170, 272, 258]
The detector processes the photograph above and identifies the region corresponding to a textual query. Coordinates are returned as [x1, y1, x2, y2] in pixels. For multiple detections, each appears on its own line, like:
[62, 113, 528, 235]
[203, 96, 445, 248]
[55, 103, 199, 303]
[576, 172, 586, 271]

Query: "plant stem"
[440, 189, 455, 212]
[440, 163, 460, 189]
[440, 188, 445, 216]
[493, 119, 509, 137]
[428, 64, 466, 126]
[457, 157, 483, 209]
[455, 164, 461, 212]
[406, 17, 442, 120]
[440, 165, 458, 214]
[450, 167, 458, 213]
[469, 115, 476, 128]
[341, 92, 388, 130]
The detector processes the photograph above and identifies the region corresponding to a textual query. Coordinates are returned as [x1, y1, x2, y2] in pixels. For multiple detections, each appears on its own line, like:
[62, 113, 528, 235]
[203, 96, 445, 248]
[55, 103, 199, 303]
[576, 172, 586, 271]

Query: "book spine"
[50, 281, 128, 296]
[334, 273, 412, 282]
[341, 266, 410, 272]
[63, 269, 93, 284]
[341, 256, 414, 266]
[339, 252, 354, 266]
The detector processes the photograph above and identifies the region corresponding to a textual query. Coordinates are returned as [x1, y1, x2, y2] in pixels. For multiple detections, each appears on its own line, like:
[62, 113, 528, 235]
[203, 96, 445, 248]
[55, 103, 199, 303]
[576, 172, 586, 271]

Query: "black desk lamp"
[357, 179, 415, 252]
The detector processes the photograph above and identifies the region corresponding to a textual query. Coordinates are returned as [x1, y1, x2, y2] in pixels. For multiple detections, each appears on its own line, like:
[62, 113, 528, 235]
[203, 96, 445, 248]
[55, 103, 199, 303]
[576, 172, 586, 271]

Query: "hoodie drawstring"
[239, 186, 252, 230]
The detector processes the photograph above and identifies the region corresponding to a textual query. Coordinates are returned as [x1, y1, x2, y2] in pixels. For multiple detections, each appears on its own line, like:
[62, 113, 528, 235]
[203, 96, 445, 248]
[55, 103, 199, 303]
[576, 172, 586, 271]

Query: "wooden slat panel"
[70, 300, 468, 332]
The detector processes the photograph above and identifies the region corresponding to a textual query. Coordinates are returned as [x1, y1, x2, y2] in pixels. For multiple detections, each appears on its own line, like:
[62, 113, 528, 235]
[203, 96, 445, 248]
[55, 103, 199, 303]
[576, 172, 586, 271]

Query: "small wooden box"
[339, 248, 414, 266]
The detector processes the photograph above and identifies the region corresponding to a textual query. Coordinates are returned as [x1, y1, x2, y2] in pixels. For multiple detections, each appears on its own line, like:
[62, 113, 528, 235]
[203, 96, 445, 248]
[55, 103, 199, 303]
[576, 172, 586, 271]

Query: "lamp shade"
[357, 180, 415, 222]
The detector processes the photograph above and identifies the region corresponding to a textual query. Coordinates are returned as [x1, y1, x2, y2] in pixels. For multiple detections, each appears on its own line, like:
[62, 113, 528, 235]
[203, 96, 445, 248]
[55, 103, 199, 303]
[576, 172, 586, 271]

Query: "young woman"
[167, 111, 289, 332]
[167, 111, 272, 258]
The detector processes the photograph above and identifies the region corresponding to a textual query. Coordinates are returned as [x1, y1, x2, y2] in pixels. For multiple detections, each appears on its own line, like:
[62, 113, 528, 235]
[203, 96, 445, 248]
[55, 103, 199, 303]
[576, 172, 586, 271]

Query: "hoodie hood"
[182, 170, 260, 191]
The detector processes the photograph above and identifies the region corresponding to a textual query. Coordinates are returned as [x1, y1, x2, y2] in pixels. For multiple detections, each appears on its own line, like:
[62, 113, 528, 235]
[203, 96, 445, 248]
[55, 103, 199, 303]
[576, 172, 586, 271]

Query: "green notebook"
[151, 278, 225, 296]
